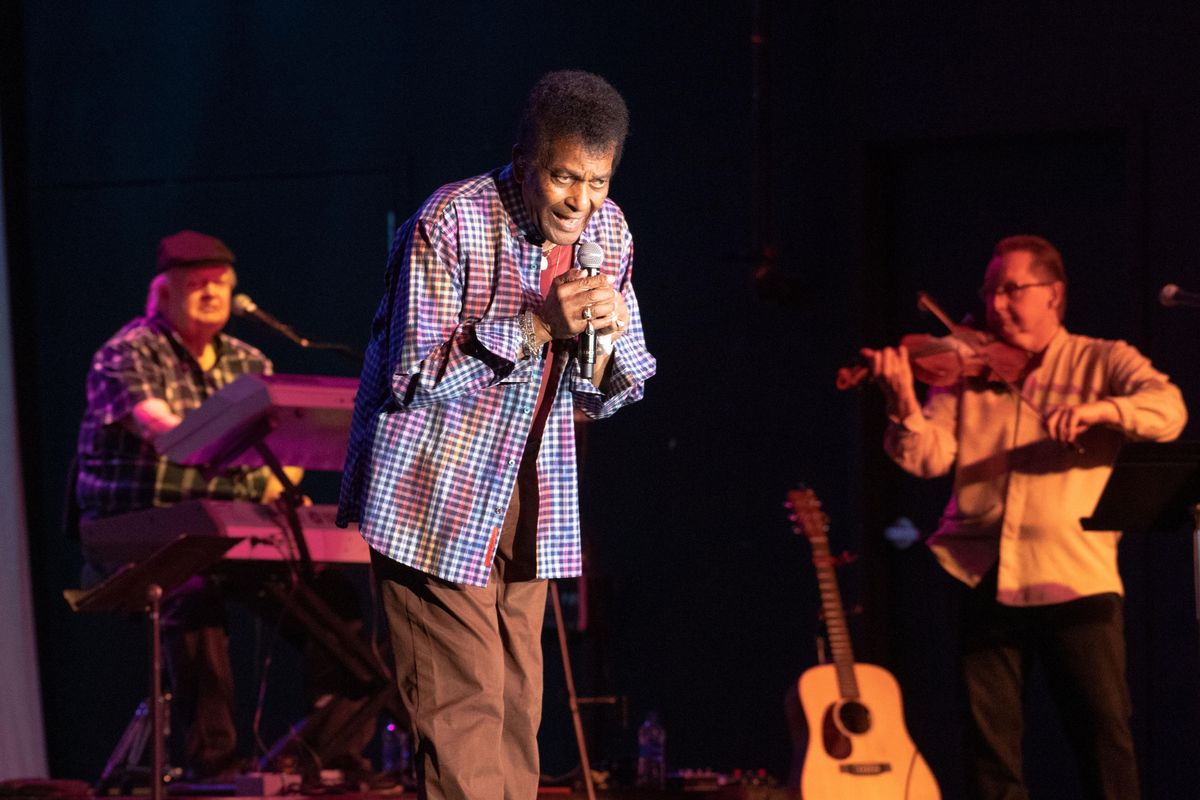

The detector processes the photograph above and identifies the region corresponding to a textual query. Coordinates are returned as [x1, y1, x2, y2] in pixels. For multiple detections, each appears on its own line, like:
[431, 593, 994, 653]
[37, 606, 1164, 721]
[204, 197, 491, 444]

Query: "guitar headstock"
[785, 485, 829, 543]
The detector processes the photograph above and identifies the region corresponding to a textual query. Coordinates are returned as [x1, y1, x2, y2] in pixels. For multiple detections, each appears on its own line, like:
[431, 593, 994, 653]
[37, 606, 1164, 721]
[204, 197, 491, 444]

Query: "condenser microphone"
[1159, 284, 1200, 308]
[232, 293, 310, 346]
[577, 242, 604, 379]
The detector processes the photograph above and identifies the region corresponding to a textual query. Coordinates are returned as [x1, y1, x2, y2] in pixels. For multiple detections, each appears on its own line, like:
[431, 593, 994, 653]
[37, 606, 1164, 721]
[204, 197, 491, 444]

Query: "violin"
[840, 291, 1085, 452]
[836, 292, 1033, 391]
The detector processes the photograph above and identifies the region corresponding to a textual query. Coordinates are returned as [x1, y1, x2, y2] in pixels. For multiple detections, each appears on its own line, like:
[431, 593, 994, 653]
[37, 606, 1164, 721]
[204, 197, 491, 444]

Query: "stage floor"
[0, 779, 793, 800]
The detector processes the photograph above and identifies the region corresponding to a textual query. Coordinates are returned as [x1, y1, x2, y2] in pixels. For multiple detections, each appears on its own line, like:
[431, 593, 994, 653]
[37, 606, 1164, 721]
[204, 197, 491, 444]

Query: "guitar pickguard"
[821, 703, 851, 759]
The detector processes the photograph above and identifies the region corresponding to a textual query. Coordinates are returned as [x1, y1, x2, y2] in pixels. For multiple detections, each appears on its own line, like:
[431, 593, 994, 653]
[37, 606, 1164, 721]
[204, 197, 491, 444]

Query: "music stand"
[1081, 440, 1200, 621]
[64, 535, 241, 800]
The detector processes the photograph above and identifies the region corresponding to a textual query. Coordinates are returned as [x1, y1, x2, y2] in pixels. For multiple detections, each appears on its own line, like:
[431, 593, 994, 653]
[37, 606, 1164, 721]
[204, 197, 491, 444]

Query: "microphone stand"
[295, 340, 364, 366]
[550, 580, 597, 800]
[237, 316, 364, 365]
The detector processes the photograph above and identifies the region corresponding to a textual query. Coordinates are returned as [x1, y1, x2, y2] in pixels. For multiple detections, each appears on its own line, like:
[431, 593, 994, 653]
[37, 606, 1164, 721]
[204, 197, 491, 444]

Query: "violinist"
[862, 235, 1186, 800]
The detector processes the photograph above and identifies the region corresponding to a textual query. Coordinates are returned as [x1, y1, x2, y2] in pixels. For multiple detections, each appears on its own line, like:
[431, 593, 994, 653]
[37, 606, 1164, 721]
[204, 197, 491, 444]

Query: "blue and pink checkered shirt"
[337, 164, 655, 587]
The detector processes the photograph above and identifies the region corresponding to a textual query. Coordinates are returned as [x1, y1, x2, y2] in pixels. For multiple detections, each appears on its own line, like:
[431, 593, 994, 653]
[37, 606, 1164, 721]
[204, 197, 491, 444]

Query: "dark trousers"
[962, 574, 1140, 800]
[161, 575, 239, 779]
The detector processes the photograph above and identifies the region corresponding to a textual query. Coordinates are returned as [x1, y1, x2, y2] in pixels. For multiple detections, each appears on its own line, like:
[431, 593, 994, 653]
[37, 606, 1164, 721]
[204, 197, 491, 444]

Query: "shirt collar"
[1018, 325, 1068, 383]
[495, 163, 546, 246]
[1041, 325, 1069, 359]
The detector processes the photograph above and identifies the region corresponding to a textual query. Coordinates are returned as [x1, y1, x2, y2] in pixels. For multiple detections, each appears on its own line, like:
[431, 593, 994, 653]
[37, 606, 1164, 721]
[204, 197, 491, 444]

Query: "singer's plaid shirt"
[76, 315, 272, 520]
[337, 164, 655, 587]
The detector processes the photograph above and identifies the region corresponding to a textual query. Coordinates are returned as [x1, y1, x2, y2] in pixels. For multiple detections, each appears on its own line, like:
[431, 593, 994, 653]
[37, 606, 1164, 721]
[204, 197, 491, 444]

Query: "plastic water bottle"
[636, 711, 666, 789]
[380, 720, 411, 776]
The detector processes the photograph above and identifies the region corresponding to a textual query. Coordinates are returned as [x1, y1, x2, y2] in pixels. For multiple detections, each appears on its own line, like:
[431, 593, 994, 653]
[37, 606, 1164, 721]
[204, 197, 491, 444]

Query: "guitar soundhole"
[838, 701, 871, 735]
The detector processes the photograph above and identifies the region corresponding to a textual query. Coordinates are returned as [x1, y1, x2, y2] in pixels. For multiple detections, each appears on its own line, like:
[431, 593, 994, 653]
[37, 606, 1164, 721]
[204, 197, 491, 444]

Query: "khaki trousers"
[373, 495, 547, 800]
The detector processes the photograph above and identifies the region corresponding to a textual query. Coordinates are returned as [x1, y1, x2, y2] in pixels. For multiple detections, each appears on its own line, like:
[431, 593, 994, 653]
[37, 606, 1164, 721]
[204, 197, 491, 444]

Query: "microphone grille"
[1160, 284, 1180, 307]
[577, 241, 604, 271]
[232, 293, 255, 315]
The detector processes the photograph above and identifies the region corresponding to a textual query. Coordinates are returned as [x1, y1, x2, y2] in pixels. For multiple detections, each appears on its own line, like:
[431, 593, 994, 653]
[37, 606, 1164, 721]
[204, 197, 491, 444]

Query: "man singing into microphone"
[339, 70, 655, 797]
[863, 235, 1186, 799]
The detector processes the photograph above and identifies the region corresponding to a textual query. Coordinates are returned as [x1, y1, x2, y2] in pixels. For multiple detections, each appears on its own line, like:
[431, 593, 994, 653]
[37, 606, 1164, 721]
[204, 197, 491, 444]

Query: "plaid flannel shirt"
[337, 164, 655, 587]
[76, 315, 272, 519]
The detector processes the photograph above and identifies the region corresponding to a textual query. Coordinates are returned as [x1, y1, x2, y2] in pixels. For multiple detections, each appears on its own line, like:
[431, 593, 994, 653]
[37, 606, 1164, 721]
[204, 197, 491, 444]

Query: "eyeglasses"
[978, 280, 1057, 301]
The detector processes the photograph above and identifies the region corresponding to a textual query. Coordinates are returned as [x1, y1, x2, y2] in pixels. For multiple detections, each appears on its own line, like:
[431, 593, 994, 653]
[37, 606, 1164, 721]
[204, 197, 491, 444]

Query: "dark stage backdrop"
[11, 3, 1200, 797]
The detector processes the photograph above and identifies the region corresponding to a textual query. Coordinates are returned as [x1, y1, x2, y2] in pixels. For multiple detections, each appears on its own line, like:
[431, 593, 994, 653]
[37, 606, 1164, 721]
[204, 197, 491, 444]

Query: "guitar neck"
[809, 530, 860, 700]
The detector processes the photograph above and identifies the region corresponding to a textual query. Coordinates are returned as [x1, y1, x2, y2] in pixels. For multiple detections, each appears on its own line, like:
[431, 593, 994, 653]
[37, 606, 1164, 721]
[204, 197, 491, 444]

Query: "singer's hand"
[593, 286, 629, 341]
[538, 269, 618, 339]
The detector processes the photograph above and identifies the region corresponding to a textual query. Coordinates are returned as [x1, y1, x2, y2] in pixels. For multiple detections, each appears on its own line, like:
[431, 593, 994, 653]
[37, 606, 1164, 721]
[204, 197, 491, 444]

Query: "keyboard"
[80, 500, 370, 567]
[155, 373, 359, 472]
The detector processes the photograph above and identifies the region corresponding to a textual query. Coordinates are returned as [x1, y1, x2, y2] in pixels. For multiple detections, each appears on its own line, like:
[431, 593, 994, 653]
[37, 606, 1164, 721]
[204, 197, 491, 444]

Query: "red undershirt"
[492, 244, 574, 567]
[528, 243, 573, 444]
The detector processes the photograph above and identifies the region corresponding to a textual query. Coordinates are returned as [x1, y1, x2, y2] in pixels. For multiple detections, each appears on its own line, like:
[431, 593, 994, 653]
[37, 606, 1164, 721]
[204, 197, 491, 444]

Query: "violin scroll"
[836, 363, 871, 391]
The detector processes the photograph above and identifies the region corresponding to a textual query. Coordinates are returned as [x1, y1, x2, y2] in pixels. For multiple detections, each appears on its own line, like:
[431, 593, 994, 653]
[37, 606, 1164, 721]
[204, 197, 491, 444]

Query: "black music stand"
[64, 535, 241, 800]
[1082, 440, 1200, 621]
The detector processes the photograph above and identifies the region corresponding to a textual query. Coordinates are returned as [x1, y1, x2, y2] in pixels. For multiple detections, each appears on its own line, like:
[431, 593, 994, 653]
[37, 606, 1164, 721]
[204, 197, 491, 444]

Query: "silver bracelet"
[519, 311, 540, 359]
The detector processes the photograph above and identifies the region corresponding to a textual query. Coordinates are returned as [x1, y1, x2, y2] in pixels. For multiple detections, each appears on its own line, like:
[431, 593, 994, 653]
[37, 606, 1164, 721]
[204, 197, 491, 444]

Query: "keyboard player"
[74, 230, 367, 781]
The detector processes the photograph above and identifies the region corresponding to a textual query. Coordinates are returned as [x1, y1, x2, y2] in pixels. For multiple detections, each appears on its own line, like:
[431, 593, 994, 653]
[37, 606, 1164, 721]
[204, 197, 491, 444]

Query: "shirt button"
[523, 406, 531, 414]
[507, 459, 515, 466]
[495, 507, 505, 515]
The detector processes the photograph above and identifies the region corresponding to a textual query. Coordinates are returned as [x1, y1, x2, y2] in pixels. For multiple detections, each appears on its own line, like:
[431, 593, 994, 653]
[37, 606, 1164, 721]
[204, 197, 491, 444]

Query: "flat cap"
[156, 230, 236, 273]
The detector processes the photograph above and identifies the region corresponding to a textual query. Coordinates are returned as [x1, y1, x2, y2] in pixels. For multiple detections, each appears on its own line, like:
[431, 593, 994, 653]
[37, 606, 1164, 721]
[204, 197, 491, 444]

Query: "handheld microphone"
[1159, 284, 1200, 308]
[232, 294, 310, 346]
[577, 242, 604, 379]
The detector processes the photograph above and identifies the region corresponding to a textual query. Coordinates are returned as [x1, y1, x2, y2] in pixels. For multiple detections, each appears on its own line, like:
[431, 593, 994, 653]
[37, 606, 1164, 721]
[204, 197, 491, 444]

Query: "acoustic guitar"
[786, 486, 940, 800]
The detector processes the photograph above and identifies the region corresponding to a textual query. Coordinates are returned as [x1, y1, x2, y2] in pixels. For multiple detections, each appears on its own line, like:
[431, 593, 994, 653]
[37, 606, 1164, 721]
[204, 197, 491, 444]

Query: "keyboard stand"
[147, 373, 401, 771]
